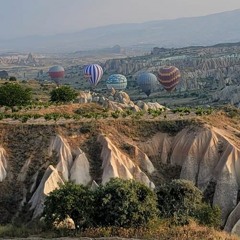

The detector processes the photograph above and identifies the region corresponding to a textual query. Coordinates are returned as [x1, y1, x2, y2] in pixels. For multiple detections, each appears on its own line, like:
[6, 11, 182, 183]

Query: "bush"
[194, 203, 221, 228]
[0, 83, 32, 107]
[50, 86, 78, 103]
[9, 76, 17, 81]
[94, 178, 158, 227]
[156, 179, 203, 225]
[43, 183, 94, 229]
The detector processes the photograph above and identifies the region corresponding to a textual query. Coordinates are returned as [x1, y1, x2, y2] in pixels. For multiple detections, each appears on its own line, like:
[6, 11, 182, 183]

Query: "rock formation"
[0, 147, 7, 182]
[48, 135, 73, 181]
[29, 165, 64, 218]
[139, 126, 240, 226]
[2, 119, 240, 234]
[98, 134, 155, 189]
[70, 148, 91, 185]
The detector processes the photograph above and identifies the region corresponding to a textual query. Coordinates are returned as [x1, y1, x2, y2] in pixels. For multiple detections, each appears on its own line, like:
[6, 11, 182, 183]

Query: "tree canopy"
[94, 178, 158, 227]
[50, 86, 78, 103]
[43, 183, 94, 228]
[0, 83, 32, 107]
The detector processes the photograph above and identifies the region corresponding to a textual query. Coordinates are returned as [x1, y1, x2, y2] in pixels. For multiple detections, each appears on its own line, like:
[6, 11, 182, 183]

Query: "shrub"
[194, 203, 221, 228]
[94, 178, 158, 227]
[9, 76, 17, 81]
[50, 86, 78, 103]
[43, 183, 94, 229]
[0, 83, 32, 108]
[156, 179, 203, 225]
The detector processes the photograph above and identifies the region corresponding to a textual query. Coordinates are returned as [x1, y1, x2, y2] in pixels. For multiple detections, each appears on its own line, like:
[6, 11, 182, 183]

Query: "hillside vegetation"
[0, 84, 240, 239]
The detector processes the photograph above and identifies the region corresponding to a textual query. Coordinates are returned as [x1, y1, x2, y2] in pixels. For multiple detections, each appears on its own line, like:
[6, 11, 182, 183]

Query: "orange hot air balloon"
[157, 66, 180, 92]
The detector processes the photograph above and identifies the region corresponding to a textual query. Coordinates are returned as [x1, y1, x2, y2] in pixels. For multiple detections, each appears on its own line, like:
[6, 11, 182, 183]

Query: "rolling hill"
[0, 9, 240, 53]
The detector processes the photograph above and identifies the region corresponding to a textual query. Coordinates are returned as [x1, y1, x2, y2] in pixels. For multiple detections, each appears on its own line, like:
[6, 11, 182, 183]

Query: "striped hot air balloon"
[137, 72, 158, 97]
[106, 74, 127, 90]
[84, 64, 103, 87]
[157, 66, 181, 92]
[48, 65, 65, 86]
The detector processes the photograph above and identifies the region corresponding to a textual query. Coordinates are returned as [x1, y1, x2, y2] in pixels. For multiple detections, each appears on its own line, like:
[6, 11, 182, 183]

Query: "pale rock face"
[97, 134, 155, 189]
[171, 127, 240, 222]
[140, 126, 240, 229]
[129, 144, 155, 174]
[29, 165, 64, 218]
[231, 219, 240, 235]
[136, 101, 149, 111]
[212, 86, 240, 105]
[0, 147, 7, 182]
[114, 91, 131, 104]
[91, 180, 99, 190]
[146, 102, 166, 110]
[48, 135, 73, 181]
[70, 148, 92, 185]
[139, 132, 173, 164]
[77, 91, 93, 103]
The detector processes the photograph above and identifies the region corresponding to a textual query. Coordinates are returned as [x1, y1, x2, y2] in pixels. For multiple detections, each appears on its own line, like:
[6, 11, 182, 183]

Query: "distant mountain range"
[1, 9, 240, 53]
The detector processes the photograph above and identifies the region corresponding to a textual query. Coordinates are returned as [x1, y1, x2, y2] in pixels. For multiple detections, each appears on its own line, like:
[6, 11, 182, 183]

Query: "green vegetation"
[50, 86, 78, 103]
[0, 178, 229, 239]
[43, 183, 94, 229]
[94, 178, 158, 227]
[42, 179, 221, 230]
[9, 76, 17, 81]
[156, 179, 221, 227]
[0, 83, 32, 108]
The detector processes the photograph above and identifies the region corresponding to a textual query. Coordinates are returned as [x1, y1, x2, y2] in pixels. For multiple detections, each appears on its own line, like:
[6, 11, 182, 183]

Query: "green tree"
[43, 183, 94, 228]
[94, 178, 158, 227]
[156, 179, 203, 225]
[50, 86, 78, 103]
[0, 83, 32, 108]
[9, 76, 17, 81]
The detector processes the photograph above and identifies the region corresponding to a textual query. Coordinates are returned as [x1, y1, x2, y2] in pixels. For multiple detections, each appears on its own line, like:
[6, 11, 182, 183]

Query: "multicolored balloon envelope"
[137, 72, 158, 97]
[157, 66, 181, 92]
[84, 64, 103, 86]
[106, 74, 127, 90]
[48, 65, 65, 85]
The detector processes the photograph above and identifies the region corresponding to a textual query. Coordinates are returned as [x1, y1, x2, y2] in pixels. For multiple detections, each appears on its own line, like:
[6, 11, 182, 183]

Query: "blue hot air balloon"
[84, 64, 103, 86]
[137, 72, 158, 97]
[106, 74, 127, 90]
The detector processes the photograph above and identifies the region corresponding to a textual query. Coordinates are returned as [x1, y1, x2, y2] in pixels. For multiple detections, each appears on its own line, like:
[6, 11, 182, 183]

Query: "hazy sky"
[0, 0, 239, 39]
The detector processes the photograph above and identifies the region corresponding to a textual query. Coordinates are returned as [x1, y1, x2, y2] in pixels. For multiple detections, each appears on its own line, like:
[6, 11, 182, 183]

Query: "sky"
[0, 0, 239, 39]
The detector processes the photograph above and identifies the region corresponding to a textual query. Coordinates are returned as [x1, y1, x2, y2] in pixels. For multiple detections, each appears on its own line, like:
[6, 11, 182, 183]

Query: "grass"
[0, 220, 239, 239]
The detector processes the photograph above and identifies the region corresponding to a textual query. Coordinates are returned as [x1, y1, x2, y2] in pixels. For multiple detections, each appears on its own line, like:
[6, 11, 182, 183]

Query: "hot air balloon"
[48, 65, 65, 86]
[137, 72, 158, 97]
[157, 66, 180, 92]
[84, 64, 103, 87]
[106, 74, 127, 90]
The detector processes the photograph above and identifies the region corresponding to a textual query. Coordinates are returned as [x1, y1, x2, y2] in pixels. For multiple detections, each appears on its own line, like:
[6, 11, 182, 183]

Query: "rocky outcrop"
[30, 135, 92, 218]
[48, 135, 73, 181]
[140, 126, 240, 227]
[98, 134, 155, 189]
[29, 165, 64, 218]
[70, 148, 91, 185]
[0, 147, 7, 182]
[2, 119, 240, 235]
[103, 45, 240, 95]
[77, 90, 167, 112]
[212, 86, 240, 105]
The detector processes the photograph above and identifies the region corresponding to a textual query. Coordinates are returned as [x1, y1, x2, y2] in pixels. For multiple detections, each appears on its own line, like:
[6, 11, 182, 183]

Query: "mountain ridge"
[1, 9, 240, 53]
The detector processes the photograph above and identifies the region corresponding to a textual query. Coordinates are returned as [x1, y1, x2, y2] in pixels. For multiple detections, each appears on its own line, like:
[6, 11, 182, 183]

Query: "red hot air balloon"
[157, 66, 180, 92]
[48, 65, 65, 86]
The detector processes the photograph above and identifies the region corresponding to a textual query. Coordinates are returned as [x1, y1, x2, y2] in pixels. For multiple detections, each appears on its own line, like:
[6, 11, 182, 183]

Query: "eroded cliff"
[1, 117, 240, 234]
